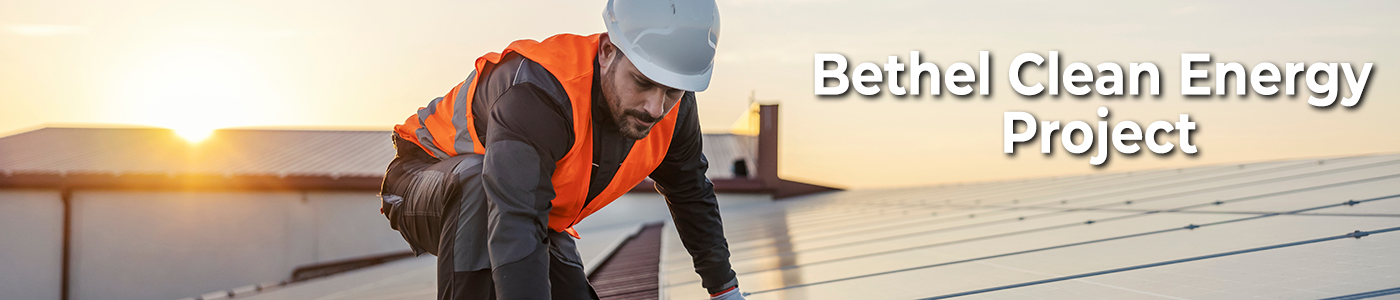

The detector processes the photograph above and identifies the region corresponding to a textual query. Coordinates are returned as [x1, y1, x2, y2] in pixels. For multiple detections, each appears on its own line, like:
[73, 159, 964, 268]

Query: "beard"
[615, 108, 657, 140]
[601, 63, 659, 140]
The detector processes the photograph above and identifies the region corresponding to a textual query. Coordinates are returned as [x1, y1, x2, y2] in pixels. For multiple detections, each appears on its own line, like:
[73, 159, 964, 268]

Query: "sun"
[118, 44, 278, 143]
[173, 126, 216, 143]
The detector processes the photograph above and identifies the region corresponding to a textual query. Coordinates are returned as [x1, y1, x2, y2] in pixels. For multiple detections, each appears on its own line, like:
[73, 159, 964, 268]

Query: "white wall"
[304, 191, 412, 262]
[0, 189, 64, 300]
[62, 190, 406, 300]
[1, 188, 764, 300]
[71, 191, 301, 300]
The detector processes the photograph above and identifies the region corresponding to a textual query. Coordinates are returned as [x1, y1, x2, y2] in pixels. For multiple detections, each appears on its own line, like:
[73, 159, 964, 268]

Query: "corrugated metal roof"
[701, 134, 757, 179]
[0, 128, 760, 181]
[589, 223, 665, 300]
[0, 127, 394, 178]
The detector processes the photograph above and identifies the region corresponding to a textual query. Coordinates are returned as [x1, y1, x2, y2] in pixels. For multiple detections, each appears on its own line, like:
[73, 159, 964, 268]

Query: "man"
[378, 0, 743, 299]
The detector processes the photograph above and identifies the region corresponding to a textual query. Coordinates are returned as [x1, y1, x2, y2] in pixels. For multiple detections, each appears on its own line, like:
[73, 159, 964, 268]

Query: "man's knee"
[382, 154, 483, 256]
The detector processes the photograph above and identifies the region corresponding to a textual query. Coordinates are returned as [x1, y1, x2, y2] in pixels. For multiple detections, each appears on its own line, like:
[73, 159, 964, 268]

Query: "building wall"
[304, 191, 413, 262]
[0, 189, 64, 300]
[1, 188, 766, 300]
[2, 189, 409, 300]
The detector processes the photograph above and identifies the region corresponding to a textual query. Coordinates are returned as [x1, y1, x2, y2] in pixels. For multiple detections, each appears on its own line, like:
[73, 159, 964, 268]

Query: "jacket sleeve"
[649, 92, 739, 294]
[479, 82, 573, 298]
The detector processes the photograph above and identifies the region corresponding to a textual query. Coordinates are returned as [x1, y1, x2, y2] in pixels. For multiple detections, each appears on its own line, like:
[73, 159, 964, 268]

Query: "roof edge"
[0, 173, 381, 191]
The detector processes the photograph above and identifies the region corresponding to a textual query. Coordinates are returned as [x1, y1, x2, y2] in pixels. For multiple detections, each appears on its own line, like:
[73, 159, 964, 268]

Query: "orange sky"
[2, 0, 1397, 188]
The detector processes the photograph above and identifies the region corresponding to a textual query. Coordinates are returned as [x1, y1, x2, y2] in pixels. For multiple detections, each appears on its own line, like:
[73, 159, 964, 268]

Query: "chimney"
[756, 104, 781, 189]
[754, 104, 841, 199]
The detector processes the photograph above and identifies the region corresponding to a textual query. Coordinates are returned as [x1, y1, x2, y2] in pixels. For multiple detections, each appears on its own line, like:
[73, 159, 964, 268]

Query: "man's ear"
[598, 33, 616, 72]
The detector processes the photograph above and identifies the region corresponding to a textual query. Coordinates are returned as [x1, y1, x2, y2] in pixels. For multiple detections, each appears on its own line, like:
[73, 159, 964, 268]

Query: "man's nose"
[640, 91, 667, 120]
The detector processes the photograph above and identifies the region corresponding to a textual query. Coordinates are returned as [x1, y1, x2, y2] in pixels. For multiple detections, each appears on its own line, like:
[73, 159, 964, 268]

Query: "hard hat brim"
[604, 18, 714, 92]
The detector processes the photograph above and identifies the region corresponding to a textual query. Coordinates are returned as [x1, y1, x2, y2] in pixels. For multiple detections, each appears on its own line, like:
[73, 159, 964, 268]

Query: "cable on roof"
[1317, 286, 1400, 300]
[917, 226, 1400, 299]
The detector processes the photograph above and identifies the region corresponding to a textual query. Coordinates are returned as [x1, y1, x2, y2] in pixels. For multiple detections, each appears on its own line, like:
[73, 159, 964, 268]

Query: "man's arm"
[650, 92, 740, 295]
[480, 81, 572, 298]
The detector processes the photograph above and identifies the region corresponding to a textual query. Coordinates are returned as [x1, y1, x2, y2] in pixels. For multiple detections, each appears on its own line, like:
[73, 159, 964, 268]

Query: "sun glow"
[174, 126, 216, 143]
[117, 44, 279, 143]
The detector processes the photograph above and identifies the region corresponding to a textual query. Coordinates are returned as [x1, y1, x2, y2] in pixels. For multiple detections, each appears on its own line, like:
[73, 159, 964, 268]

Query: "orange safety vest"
[393, 33, 681, 238]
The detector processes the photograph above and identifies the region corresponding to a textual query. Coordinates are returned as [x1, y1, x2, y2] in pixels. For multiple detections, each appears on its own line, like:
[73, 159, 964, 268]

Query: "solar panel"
[663, 154, 1400, 300]
[955, 231, 1400, 300]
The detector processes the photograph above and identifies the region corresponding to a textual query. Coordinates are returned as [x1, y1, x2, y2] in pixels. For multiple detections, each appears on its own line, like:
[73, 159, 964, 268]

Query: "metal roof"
[701, 134, 757, 179]
[0, 128, 781, 192]
[0, 128, 767, 179]
[589, 223, 665, 300]
[0, 127, 394, 178]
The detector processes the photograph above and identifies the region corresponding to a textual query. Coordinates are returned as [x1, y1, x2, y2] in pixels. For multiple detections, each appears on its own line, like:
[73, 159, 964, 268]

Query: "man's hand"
[710, 287, 745, 300]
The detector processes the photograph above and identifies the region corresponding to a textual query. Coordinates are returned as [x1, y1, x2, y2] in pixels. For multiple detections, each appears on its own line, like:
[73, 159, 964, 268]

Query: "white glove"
[710, 287, 745, 300]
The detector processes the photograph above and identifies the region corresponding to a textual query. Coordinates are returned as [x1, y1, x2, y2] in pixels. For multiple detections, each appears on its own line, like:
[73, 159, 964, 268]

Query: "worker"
[378, 0, 742, 299]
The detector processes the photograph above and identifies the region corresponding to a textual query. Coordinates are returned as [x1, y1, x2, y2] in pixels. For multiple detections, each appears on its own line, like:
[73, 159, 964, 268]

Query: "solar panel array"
[662, 154, 1400, 300]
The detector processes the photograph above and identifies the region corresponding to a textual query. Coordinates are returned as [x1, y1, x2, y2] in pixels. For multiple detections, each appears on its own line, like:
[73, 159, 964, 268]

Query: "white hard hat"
[602, 0, 720, 92]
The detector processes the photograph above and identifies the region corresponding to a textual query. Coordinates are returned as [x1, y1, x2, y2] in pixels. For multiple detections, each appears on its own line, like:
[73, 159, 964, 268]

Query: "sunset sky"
[2, 0, 1397, 188]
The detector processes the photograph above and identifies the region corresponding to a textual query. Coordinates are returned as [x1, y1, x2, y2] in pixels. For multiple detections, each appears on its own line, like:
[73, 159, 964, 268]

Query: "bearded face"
[598, 36, 685, 140]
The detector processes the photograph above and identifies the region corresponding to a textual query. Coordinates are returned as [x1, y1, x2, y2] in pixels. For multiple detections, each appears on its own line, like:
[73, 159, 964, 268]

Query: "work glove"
[710, 287, 746, 300]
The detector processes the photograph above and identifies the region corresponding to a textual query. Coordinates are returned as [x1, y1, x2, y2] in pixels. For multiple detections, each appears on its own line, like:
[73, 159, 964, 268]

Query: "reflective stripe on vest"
[393, 33, 681, 237]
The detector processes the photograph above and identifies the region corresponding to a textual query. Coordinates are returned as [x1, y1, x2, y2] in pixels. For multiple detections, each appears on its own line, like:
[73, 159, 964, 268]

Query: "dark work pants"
[381, 135, 599, 300]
